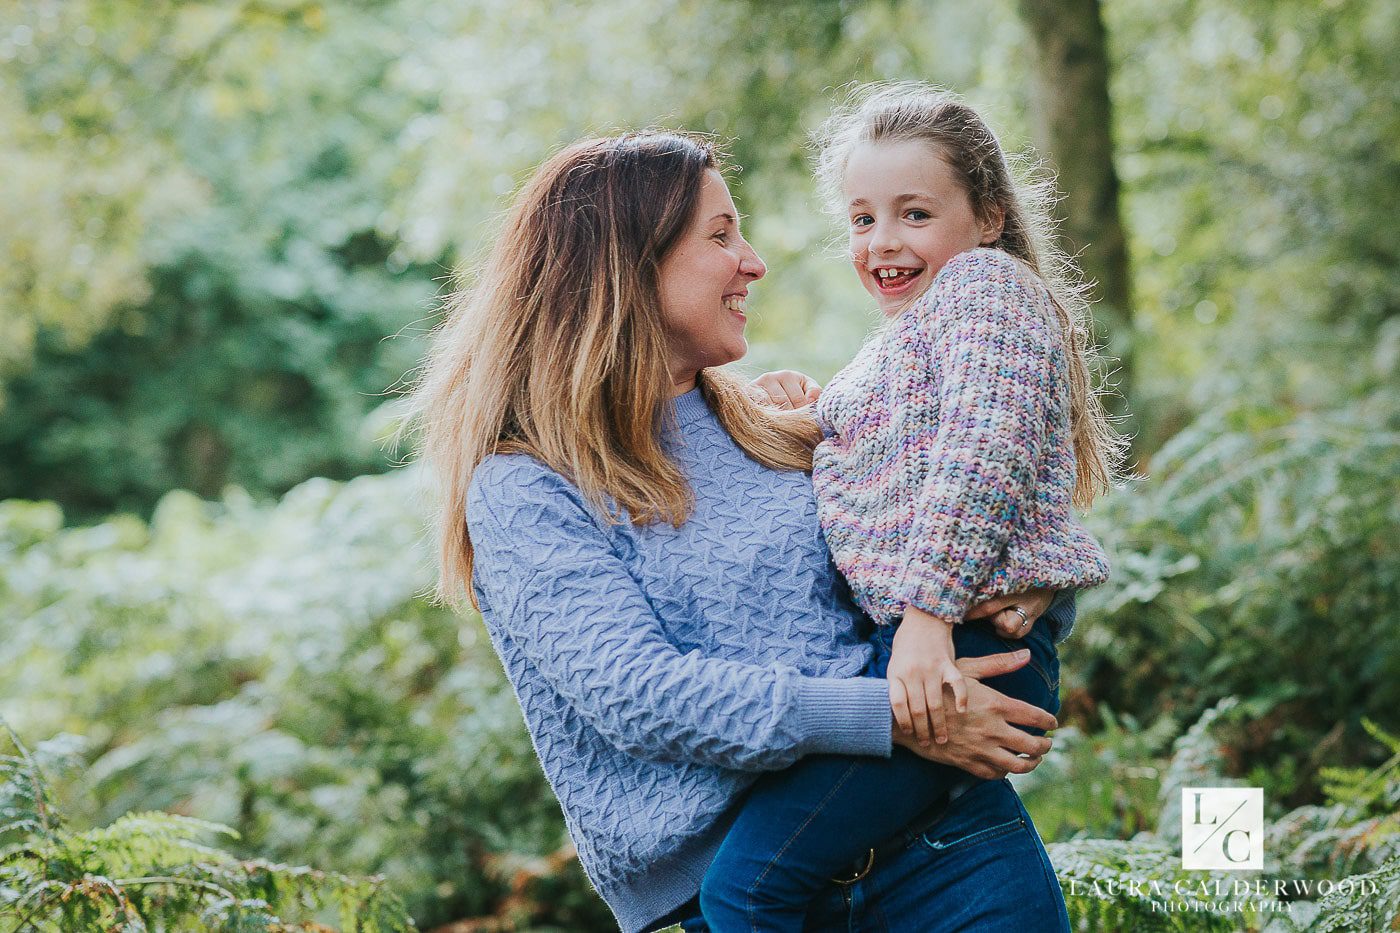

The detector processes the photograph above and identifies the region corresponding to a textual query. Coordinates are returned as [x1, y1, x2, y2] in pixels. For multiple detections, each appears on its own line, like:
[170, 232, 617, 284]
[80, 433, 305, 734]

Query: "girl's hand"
[887, 606, 968, 747]
[892, 652, 1056, 780]
[747, 370, 821, 409]
[965, 587, 1055, 639]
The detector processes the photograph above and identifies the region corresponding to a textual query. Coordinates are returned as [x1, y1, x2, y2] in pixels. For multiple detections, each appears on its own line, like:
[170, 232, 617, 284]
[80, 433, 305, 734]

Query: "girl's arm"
[466, 455, 893, 773]
[897, 252, 1062, 624]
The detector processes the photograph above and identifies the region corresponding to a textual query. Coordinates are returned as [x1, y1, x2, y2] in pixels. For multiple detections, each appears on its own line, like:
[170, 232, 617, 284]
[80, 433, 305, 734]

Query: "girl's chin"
[870, 275, 928, 314]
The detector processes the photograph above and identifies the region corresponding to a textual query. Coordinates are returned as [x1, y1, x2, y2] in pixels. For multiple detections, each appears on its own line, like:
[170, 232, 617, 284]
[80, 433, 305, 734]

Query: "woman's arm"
[467, 455, 893, 773]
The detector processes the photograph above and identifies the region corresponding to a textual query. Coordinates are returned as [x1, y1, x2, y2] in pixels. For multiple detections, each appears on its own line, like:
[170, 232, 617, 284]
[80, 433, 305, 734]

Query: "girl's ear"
[980, 205, 1005, 245]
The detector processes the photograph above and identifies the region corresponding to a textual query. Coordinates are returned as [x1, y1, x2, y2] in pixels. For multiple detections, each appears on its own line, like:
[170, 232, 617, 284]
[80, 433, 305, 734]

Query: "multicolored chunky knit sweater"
[813, 248, 1110, 638]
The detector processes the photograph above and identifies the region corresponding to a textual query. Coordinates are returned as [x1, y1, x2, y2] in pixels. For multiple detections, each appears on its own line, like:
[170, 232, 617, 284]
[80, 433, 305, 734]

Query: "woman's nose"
[739, 243, 766, 280]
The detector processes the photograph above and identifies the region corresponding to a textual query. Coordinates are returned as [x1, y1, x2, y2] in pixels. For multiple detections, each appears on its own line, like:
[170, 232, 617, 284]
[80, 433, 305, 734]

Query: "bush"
[1069, 387, 1400, 805]
[0, 472, 609, 930]
[0, 722, 413, 931]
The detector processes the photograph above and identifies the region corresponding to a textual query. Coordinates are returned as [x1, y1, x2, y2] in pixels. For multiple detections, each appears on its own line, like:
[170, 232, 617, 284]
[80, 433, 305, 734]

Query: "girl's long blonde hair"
[404, 133, 821, 607]
[814, 83, 1126, 507]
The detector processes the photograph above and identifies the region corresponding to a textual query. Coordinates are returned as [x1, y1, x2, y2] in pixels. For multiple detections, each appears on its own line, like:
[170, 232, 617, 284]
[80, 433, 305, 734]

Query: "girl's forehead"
[844, 140, 959, 194]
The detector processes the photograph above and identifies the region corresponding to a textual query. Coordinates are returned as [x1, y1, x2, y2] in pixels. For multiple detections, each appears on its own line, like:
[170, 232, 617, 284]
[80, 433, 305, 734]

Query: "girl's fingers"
[925, 681, 945, 745]
[904, 678, 931, 746]
[927, 681, 950, 745]
[889, 679, 913, 736]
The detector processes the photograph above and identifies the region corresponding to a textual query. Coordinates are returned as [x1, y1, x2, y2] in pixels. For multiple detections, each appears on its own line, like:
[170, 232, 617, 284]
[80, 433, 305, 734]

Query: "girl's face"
[843, 139, 1001, 317]
[657, 169, 766, 392]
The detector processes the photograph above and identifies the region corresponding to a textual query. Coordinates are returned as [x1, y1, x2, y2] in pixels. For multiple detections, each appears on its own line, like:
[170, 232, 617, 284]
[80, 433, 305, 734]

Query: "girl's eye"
[906, 209, 931, 221]
[851, 214, 873, 228]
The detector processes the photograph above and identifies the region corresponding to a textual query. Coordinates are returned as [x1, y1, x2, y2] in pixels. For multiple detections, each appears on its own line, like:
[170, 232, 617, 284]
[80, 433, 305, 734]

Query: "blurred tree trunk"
[1015, 0, 1135, 421]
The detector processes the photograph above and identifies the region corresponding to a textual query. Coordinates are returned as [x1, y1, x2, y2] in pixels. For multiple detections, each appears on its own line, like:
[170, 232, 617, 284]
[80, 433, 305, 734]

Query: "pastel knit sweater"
[813, 248, 1110, 639]
[466, 389, 896, 933]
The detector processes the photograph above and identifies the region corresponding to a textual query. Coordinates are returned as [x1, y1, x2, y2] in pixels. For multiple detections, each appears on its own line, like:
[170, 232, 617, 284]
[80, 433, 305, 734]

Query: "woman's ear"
[980, 206, 1005, 245]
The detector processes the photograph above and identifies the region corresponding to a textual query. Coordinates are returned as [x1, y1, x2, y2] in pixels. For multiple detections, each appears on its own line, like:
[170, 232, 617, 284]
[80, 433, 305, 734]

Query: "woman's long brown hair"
[404, 133, 820, 607]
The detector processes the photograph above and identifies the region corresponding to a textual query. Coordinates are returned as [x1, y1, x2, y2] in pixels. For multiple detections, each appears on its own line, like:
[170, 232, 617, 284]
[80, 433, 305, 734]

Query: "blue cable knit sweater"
[466, 387, 895, 931]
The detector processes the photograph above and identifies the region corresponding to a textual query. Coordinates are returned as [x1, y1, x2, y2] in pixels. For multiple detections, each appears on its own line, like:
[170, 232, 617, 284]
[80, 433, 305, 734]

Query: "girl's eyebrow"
[848, 193, 937, 209]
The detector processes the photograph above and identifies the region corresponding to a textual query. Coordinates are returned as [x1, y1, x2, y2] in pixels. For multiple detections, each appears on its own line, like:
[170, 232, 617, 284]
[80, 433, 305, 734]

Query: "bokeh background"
[1, 0, 1397, 929]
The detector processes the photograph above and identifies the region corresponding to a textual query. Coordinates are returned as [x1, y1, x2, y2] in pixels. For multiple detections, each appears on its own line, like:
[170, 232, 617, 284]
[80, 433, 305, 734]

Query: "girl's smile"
[869, 264, 927, 300]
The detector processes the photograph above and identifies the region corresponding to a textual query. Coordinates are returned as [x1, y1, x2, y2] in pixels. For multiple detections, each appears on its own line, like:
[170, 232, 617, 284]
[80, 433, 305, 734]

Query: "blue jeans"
[652, 779, 1070, 932]
[690, 605, 1067, 932]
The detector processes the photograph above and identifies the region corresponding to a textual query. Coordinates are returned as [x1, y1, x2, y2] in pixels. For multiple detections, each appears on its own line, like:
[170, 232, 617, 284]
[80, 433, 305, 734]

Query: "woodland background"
[1, 0, 1397, 929]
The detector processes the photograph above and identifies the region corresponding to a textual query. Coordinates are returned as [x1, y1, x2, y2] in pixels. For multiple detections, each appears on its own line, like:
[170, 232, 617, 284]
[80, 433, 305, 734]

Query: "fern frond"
[1312, 854, 1400, 932]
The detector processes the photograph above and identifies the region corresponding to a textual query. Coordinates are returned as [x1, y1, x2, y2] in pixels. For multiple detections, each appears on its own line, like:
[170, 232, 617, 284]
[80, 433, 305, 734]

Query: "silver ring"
[1011, 605, 1030, 631]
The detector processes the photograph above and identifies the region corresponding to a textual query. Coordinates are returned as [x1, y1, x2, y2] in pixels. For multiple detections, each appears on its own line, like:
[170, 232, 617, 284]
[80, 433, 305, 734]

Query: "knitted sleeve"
[467, 455, 893, 771]
[896, 252, 1061, 622]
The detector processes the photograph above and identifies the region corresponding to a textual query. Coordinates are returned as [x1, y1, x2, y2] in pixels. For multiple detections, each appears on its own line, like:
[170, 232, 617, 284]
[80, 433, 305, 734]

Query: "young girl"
[698, 84, 1121, 930]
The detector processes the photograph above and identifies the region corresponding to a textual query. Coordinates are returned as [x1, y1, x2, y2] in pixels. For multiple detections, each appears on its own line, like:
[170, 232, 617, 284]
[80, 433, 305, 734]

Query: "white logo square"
[1181, 787, 1264, 869]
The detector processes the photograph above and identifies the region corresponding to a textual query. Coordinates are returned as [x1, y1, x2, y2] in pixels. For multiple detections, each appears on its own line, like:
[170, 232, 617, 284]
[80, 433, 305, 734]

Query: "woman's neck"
[670, 370, 700, 397]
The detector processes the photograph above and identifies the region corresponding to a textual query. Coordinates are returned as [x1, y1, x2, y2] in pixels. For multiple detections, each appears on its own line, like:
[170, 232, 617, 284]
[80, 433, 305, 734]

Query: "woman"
[409, 132, 1069, 931]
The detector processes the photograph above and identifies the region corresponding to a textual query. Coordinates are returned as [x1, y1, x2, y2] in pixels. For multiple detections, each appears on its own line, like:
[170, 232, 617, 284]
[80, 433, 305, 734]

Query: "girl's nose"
[871, 224, 901, 255]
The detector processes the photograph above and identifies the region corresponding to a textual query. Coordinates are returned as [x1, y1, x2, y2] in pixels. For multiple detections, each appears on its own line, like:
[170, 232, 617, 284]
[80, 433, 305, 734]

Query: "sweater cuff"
[792, 676, 892, 758]
[900, 577, 972, 624]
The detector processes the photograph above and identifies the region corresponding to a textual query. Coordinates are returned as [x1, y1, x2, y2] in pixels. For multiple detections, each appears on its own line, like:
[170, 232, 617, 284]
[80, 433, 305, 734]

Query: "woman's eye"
[712, 231, 729, 242]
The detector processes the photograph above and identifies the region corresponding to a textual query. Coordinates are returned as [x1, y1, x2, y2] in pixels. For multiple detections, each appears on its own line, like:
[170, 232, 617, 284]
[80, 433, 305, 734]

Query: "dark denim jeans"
[653, 779, 1070, 932]
[677, 601, 1068, 932]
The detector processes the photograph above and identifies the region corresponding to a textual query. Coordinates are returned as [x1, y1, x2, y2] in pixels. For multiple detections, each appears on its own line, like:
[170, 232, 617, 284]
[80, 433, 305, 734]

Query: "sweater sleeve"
[896, 253, 1061, 622]
[466, 455, 893, 772]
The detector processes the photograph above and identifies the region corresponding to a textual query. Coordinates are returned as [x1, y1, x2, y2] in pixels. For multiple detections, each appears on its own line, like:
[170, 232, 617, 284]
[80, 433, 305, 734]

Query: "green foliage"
[1069, 386, 1400, 804]
[1045, 704, 1400, 931]
[2, 0, 1397, 928]
[1108, 0, 1400, 447]
[0, 722, 413, 932]
[0, 0, 440, 518]
[0, 473, 610, 929]
[1017, 709, 1177, 842]
[4, 0, 1395, 519]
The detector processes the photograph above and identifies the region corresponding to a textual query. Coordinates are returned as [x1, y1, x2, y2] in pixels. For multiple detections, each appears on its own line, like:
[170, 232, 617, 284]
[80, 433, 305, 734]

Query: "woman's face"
[657, 169, 766, 392]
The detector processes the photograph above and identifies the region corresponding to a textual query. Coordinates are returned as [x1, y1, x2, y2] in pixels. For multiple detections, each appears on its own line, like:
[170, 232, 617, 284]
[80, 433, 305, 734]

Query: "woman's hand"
[892, 653, 1057, 781]
[964, 587, 1056, 639]
[888, 607, 968, 747]
[747, 370, 821, 409]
